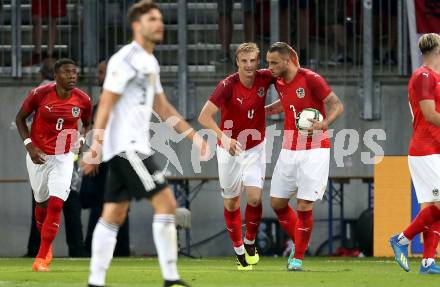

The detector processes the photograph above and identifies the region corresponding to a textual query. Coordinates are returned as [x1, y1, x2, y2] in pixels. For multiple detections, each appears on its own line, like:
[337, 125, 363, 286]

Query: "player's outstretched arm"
[198, 100, 242, 156]
[15, 108, 46, 164]
[419, 99, 440, 127]
[153, 92, 209, 158]
[265, 100, 284, 115]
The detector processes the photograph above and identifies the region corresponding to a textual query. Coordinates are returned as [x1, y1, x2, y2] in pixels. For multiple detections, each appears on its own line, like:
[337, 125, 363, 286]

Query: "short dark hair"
[268, 42, 300, 66]
[128, 0, 158, 24]
[54, 58, 76, 73]
[268, 42, 295, 57]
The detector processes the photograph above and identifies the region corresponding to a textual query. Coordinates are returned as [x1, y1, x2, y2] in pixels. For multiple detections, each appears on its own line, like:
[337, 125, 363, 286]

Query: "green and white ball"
[296, 108, 323, 130]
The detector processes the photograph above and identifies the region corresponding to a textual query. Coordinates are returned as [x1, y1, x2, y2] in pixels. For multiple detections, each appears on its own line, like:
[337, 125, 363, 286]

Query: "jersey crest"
[257, 87, 265, 97]
[296, 87, 305, 99]
[72, 106, 80, 117]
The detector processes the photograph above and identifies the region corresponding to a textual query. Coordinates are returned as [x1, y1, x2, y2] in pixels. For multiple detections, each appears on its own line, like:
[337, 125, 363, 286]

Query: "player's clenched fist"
[221, 136, 243, 156]
[80, 142, 101, 176]
[192, 134, 211, 161]
[26, 143, 47, 164]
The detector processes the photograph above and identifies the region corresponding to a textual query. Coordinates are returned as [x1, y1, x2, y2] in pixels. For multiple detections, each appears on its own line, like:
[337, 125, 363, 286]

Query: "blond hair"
[418, 33, 440, 55]
[235, 42, 260, 59]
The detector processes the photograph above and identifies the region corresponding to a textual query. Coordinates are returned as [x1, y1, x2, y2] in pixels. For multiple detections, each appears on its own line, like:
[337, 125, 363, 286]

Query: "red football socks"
[403, 205, 440, 240]
[294, 210, 313, 260]
[274, 205, 297, 241]
[224, 208, 243, 247]
[423, 221, 440, 259]
[245, 204, 262, 242]
[34, 205, 47, 233]
[36, 196, 64, 259]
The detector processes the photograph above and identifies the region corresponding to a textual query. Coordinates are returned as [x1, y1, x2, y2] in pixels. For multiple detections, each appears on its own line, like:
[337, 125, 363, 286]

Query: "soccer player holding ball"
[265, 42, 344, 271]
[390, 33, 440, 274]
[15, 58, 92, 272]
[198, 42, 274, 270]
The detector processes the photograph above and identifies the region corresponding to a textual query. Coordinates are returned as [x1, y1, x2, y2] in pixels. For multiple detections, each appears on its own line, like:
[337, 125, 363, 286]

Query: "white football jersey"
[102, 41, 163, 161]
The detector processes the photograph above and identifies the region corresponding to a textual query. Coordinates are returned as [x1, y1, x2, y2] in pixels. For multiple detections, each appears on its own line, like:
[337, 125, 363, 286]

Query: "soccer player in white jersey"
[81, 1, 208, 287]
[389, 33, 440, 274]
[198, 43, 274, 270]
[265, 42, 344, 271]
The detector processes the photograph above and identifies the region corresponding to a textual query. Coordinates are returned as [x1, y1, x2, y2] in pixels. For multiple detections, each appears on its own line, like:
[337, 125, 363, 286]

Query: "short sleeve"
[22, 88, 41, 113]
[103, 56, 136, 95]
[412, 72, 436, 102]
[307, 72, 332, 101]
[208, 78, 232, 108]
[258, 69, 276, 85]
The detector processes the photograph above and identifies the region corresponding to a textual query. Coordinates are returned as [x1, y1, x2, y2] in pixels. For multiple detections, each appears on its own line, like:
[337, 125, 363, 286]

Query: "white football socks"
[422, 258, 435, 267]
[234, 245, 245, 255]
[244, 238, 255, 245]
[88, 218, 119, 286]
[397, 233, 410, 245]
[153, 214, 180, 281]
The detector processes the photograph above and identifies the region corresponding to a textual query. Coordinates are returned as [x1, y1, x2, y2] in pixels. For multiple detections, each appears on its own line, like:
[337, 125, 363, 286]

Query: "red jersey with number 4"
[22, 83, 92, 155]
[209, 69, 274, 150]
[408, 66, 440, 156]
[275, 68, 332, 150]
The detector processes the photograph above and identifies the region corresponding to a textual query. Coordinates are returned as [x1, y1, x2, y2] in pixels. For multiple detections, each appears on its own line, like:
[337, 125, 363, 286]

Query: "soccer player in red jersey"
[390, 33, 440, 274]
[265, 42, 344, 271]
[198, 42, 274, 270]
[15, 58, 92, 272]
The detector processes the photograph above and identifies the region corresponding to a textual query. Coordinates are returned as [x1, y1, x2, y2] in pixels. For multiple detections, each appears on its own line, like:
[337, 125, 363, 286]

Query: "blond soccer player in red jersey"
[390, 33, 440, 274]
[15, 58, 92, 272]
[265, 42, 344, 271]
[198, 42, 274, 270]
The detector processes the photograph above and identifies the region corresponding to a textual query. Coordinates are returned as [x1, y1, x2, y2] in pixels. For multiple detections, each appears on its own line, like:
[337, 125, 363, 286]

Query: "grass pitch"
[0, 257, 438, 287]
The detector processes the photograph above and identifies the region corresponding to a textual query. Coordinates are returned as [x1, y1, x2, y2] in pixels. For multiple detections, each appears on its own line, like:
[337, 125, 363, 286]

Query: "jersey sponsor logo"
[44, 105, 52, 112]
[296, 87, 305, 99]
[257, 87, 265, 97]
[72, 106, 80, 117]
[236, 97, 243, 104]
[422, 72, 429, 78]
[433, 188, 439, 197]
[279, 91, 284, 98]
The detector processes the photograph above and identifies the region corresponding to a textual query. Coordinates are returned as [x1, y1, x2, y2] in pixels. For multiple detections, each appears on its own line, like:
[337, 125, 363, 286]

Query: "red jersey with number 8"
[275, 68, 332, 150]
[22, 83, 92, 155]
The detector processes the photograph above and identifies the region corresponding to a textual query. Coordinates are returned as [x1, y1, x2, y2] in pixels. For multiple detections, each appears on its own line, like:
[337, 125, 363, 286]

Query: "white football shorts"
[26, 152, 74, 203]
[270, 148, 330, 201]
[408, 154, 440, 203]
[217, 140, 266, 198]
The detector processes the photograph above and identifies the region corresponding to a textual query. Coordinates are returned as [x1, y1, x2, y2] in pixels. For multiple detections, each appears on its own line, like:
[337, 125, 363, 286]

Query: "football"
[296, 108, 323, 130]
